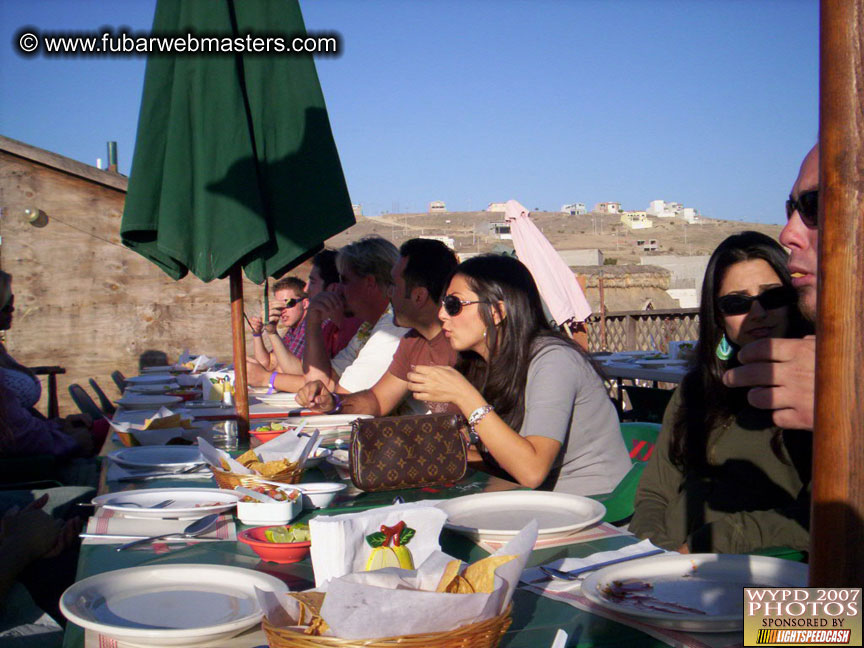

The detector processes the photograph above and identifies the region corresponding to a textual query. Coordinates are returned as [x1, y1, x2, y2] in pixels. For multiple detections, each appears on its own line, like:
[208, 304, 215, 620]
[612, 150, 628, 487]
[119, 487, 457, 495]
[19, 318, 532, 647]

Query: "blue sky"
[0, 0, 818, 224]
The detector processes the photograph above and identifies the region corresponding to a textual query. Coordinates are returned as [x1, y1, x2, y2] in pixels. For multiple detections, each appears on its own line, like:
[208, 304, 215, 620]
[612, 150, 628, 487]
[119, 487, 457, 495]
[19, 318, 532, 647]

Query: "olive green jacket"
[630, 387, 811, 553]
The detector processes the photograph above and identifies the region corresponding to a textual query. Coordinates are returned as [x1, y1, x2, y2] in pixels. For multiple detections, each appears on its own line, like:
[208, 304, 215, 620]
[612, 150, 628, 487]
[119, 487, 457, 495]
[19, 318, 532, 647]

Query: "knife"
[530, 548, 666, 583]
[79, 533, 221, 541]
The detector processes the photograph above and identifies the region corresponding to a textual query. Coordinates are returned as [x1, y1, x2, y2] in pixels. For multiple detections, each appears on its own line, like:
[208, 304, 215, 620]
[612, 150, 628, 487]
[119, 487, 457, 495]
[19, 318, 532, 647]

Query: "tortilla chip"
[435, 559, 463, 593]
[287, 591, 326, 625]
[463, 555, 515, 594]
[235, 449, 259, 465]
[444, 575, 475, 594]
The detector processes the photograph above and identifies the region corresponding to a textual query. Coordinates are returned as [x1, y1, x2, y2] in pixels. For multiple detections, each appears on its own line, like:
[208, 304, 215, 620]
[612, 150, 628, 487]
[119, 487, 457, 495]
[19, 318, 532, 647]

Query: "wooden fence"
[584, 307, 699, 352]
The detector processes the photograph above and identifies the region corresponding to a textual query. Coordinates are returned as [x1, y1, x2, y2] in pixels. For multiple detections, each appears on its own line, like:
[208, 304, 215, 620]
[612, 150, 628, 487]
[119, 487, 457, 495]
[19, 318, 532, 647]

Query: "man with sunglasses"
[723, 144, 818, 430]
[247, 276, 309, 380]
[297, 238, 459, 416]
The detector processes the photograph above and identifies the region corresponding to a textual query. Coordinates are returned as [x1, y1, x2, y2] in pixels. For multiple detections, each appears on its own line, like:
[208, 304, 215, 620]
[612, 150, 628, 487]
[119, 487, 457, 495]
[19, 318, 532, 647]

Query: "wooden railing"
[583, 308, 699, 352]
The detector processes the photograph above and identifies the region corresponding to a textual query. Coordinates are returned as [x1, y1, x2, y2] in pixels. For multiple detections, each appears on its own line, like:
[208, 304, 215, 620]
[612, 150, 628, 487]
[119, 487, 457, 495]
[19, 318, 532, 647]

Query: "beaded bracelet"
[329, 392, 343, 414]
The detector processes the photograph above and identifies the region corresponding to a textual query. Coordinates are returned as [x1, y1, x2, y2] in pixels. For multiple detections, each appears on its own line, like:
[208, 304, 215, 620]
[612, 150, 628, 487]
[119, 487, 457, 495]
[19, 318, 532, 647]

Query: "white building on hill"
[486, 202, 508, 212]
[621, 211, 653, 229]
[594, 202, 622, 214]
[561, 202, 587, 215]
[429, 201, 446, 213]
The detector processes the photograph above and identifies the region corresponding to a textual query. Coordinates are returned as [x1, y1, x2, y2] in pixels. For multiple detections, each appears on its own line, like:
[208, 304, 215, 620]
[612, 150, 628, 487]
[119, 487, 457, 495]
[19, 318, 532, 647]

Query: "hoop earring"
[715, 334, 733, 361]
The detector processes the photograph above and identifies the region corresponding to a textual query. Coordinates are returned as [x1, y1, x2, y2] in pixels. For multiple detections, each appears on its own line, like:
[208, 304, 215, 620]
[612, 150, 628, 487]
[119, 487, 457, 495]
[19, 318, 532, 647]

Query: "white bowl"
[235, 489, 301, 526]
[302, 447, 332, 468]
[296, 482, 346, 509]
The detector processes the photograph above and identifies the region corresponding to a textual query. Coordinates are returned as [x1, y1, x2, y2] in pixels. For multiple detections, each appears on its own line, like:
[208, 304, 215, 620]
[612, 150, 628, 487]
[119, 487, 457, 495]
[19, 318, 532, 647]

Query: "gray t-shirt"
[519, 342, 630, 496]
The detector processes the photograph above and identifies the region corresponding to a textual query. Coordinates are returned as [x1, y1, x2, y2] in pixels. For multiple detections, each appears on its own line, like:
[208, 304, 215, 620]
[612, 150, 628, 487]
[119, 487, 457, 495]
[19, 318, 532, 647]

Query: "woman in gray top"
[407, 255, 629, 496]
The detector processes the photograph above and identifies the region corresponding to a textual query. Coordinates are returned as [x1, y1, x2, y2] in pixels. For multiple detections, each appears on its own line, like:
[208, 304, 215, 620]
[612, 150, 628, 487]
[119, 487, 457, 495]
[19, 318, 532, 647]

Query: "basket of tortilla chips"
[262, 555, 514, 647]
[209, 449, 303, 488]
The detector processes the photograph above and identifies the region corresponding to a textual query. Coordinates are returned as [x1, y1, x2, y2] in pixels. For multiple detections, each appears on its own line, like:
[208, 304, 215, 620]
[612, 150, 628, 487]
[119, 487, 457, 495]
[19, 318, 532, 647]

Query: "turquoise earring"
[716, 334, 733, 361]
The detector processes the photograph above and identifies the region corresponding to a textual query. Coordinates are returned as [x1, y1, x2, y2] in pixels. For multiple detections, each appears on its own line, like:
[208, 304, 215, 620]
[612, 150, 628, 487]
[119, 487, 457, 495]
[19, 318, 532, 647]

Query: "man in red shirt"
[298, 238, 459, 415]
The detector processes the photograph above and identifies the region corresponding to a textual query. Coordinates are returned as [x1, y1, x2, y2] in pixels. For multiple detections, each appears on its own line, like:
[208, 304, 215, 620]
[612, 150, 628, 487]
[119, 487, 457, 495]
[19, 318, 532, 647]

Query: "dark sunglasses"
[785, 190, 818, 228]
[717, 285, 797, 316]
[282, 298, 301, 308]
[441, 294, 488, 317]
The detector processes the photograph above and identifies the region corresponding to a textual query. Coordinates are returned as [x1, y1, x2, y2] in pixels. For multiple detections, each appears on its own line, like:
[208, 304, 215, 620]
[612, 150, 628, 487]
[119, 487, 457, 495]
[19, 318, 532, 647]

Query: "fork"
[533, 548, 665, 582]
[113, 498, 175, 509]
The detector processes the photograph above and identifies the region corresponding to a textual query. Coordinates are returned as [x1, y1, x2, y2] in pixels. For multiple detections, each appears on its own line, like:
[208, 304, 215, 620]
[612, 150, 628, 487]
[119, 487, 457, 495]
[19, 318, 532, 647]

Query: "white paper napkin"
[308, 502, 448, 587]
[520, 538, 670, 591]
[197, 436, 252, 474]
[255, 427, 320, 465]
[83, 512, 235, 544]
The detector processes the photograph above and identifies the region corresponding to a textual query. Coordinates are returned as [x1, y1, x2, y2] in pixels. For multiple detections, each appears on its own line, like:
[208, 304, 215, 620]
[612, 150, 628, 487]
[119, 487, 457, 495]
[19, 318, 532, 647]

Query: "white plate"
[581, 553, 808, 632]
[141, 365, 192, 373]
[92, 488, 241, 519]
[124, 374, 178, 385]
[303, 447, 332, 468]
[125, 383, 179, 395]
[60, 564, 287, 647]
[437, 491, 606, 541]
[256, 392, 300, 403]
[325, 448, 350, 468]
[116, 394, 184, 410]
[108, 446, 204, 470]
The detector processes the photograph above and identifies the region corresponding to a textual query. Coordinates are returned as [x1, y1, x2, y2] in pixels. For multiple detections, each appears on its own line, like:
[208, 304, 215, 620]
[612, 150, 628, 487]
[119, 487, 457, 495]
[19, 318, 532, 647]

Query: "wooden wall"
[0, 141, 308, 416]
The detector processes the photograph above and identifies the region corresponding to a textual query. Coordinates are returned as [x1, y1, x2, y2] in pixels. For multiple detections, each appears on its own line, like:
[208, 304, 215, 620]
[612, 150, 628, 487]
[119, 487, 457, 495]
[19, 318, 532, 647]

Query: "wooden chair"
[110, 370, 126, 394]
[68, 384, 105, 420]
[88, 378, 117, 417]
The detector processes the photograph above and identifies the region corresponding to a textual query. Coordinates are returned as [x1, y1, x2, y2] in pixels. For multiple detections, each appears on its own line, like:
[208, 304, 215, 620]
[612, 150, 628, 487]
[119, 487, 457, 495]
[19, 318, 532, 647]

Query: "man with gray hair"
[266, 235, 408, 394]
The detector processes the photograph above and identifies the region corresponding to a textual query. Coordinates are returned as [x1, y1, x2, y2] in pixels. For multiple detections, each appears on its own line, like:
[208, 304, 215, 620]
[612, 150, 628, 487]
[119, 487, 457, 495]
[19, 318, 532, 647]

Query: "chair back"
[68, 384, 106, 420]
[110, 370, 126, 394]
[621, 385, 673, 424]
[88, 378, 117, 416]
[592, 461, 646, 525]
[620, 421, 661, 462]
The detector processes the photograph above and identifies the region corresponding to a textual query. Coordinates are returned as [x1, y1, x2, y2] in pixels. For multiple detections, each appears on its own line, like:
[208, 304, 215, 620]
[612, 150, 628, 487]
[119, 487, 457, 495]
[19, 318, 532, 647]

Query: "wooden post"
[626, 313, 637, 350]
[230, 267, 250, 437]
[810, 0, 864, 587]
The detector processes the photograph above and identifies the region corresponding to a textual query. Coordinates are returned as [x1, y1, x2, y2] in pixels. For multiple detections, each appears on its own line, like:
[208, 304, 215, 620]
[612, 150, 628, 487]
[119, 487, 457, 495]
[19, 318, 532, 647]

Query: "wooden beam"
[230, 267, 250, 438]
[810, 0, 864, 587]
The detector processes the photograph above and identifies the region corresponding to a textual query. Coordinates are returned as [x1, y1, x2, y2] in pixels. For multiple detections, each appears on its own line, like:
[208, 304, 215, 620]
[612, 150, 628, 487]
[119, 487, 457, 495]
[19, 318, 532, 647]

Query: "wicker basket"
[209, 465, 303, 489]
[262, 604, 512, 648]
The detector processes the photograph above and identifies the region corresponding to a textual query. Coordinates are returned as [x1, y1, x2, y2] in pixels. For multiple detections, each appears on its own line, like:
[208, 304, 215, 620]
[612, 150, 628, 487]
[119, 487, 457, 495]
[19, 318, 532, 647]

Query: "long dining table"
[62, 381, 709, 648]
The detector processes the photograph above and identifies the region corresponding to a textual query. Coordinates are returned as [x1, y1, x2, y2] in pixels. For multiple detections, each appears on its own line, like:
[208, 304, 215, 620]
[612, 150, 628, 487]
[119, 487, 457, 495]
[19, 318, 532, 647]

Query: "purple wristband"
[266, 371, 278, 395]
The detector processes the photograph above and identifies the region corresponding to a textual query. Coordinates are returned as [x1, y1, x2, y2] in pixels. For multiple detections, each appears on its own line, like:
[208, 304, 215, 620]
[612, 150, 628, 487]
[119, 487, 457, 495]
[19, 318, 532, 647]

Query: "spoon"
[235, 486, 276, 503]
[115, 513, 220, 551]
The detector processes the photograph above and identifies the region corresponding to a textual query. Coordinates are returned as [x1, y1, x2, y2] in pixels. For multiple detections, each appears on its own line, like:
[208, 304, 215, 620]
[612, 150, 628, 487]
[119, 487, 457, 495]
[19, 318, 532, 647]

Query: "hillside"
[326, 210, 785, 264]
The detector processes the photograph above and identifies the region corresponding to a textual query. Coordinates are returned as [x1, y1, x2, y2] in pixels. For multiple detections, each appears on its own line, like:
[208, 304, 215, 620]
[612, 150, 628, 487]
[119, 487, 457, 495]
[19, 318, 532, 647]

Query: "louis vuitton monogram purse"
[348, 413, 468, 492]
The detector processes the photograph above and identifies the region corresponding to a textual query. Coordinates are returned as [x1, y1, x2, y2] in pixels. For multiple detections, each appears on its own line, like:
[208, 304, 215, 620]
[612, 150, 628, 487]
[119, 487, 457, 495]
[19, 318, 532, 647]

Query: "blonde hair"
[336, 236, 398, 290]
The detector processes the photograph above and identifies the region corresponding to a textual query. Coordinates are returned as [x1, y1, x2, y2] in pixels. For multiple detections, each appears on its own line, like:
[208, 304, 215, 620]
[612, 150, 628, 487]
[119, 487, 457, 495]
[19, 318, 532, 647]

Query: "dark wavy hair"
[669, 231, 812, 472]
[451, 254, 598, 430]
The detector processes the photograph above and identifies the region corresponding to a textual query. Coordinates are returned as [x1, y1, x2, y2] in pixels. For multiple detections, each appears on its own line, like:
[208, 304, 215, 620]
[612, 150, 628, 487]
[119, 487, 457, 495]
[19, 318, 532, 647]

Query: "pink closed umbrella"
[504, 200, 593, 325]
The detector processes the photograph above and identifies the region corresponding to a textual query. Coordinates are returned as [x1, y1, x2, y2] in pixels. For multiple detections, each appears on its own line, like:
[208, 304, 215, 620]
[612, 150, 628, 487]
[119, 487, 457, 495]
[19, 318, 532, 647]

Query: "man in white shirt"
[269, 236, 408, 394]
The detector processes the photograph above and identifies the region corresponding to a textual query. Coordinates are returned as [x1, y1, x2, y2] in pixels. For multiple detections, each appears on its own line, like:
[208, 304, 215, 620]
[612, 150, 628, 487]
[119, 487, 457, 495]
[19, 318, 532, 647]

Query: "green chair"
[620, 421, 661, 462]
[111, 370, 126, 394]
[591, 461, 646, 525]
[68, 384, 106, 420]
[89, 378, 117, 417]
[622, 385, 673, 424]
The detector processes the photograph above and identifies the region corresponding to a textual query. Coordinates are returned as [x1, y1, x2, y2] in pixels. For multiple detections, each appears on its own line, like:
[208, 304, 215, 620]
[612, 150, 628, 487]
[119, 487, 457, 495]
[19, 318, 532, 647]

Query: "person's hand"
[297, 381, 335, 410]
[406, 365, 478, 407]
[306, 291, 345, 324]
[44, 517, 83, 558]
[64, 413, 92, 429]
[722, 336, 815, 430]
[677, 543, 690, 554]
[264, 304, 282, 335]
[249, 315, 264, 336]
[246, 360, 274, 387]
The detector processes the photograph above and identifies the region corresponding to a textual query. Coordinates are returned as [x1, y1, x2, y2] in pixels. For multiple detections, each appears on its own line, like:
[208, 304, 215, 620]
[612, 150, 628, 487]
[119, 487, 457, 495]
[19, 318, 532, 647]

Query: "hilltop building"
[558, 248, 604, 266]
[594, 202, 622, 214]
[486, 202, 508, 212]
[561, 202, 587, 215]
[429, 201, 446, 213]
[487, 221, 512, 240]
[620, 211, 652, 229]
[420, 235, 455, 250]
[352, 204, 363, 217]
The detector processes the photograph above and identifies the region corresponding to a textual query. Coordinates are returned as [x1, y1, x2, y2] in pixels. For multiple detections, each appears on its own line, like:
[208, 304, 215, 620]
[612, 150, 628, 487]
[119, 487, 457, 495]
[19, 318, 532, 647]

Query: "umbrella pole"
[230, 267, 250, 437]
[810, 0, 864, 586]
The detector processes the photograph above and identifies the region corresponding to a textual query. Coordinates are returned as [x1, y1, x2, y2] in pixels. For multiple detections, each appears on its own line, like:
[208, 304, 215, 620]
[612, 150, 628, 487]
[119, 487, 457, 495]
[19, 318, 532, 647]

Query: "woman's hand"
[406, 365, 481, 410]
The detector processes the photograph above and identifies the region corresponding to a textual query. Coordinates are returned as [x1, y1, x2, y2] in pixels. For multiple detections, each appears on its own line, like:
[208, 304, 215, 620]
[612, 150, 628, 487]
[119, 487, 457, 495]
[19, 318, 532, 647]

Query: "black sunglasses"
[441, 294, 488, 317]
[717, 285, 797, 316]
[785, 189, 818, 228]
[282, 298, 301, 308]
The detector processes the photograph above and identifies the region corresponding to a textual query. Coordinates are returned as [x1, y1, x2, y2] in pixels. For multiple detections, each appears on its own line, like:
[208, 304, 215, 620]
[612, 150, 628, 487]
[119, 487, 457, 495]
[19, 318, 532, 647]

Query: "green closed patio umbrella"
[121, 0, 355, 430]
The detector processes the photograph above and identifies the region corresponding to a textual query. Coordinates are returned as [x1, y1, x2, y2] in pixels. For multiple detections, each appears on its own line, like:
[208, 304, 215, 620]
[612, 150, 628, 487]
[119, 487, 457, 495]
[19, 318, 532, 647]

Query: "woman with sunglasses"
[630, 231, 813, 553]
[407, 255, 630, 496]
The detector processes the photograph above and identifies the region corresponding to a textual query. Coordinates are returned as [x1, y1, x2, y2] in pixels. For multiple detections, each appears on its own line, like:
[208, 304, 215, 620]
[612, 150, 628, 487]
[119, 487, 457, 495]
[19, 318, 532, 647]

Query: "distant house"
[429, 201, 446, 213]
[621, 211, 653, 230]
[635, 238, 660, 252]
[647, 199, 681, 218]
[594, 202, 621, 214]
[679, 207, 700, 224]
[561, 202, 587, 215]
[488, 222, 512, 240]
[558, 248, 604, 266]
[352, 204, 363, 217]
[486, 202, 508, 212]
